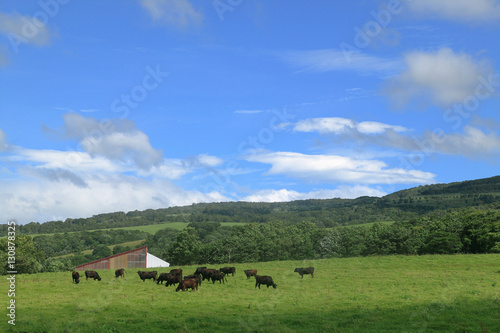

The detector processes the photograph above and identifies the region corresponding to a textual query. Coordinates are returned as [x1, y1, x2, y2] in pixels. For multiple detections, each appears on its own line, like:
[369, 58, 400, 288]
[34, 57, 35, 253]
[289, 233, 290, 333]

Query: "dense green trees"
[32, 229, 149, 257]
[92, 244, 112, 259]
[2, 200, 500, 274]
[166, 228, 202, 265]
[0, 235, 46, 274]
[4, 175, 500, 239]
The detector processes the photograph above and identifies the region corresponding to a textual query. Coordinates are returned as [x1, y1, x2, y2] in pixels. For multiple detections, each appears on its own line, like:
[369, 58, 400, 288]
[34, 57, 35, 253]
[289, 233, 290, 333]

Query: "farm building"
[75, 246, 169, 271]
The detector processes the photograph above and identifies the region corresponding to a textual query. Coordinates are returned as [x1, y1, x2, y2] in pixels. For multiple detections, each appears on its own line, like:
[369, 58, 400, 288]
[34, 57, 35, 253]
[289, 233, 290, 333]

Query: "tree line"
[152, 208, 500, 266]
[5, 174, 500, 237]
[1, 207, 499, 274]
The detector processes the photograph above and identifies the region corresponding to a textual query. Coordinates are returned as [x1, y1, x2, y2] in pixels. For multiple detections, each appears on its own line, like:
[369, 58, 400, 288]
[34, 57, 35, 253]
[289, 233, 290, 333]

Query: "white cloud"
[242, 186, 387, 203]
[194, 154, 224, 167]
[280, 49, 403, 74]
[429, 126, 500, 158]
[0, 11, 52, 47]
[0, 173, 229, 224]
[14, 149, 123, 174]
[0, 114, 230, 223]
[292, 117, 408, 135]
[140, 0, 203, 29]
[57, 113, 163, 170]
[245, 151, 435, 185]
[385, 48, 494, 108]
[288, 118, 500, 160]
[403, 0, 500, 23]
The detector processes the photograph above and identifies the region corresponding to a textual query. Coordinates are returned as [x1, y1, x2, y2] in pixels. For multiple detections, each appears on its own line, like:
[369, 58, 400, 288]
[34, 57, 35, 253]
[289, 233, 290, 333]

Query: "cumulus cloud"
[245, 151, 435, 185]
[0, 173, 229, 224]
[385, 48, 494, 108]
[57, 113, 163, 170]
[429, 126, 500, 158]
[403, 0, 500, 23]
[292, 117, 408, 135]
[0, 114, 231, 223]
[280, 49, 403, 74]
[140, 0, 203, 29]
[287, 117, 500, 160]
[242, 186, 387, 203]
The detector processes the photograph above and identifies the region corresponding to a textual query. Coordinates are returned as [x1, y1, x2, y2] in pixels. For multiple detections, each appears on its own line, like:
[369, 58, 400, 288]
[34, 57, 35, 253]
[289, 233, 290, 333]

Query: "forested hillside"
[1, 176, 500, 274]
[3, 175, 500, 236]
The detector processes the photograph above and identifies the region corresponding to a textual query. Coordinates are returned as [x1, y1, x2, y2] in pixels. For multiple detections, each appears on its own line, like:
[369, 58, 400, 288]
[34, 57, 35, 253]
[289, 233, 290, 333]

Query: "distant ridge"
[3, 175, 500, 236]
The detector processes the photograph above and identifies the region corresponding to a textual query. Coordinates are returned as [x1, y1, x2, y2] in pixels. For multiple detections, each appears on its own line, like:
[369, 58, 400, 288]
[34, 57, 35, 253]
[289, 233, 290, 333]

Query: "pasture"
[1, 254, 499, 332]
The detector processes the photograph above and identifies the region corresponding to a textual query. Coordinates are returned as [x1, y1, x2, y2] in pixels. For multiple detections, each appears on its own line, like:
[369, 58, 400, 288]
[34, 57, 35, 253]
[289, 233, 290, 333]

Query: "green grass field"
[2, 254, 499, 332]
[105, 221, 246, 234]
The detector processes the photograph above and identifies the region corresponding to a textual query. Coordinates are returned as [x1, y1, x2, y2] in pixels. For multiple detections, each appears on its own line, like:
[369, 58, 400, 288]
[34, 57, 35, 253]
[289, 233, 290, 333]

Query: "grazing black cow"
[115, 268, 125, 278]
[169, 268, 183, 279]
[72, 271, 80, 284]
[164, 273, 182, 287]
[195, 267, 207, 275]
[176, 278, 198, 292]
[85, 270, 101, 281]
[137, 270, 157, 282]
[156, 272, 169, 285]
[184, 274, 202, 286]
[294, 267, 314, 278]
[211, 271, 227, 284]
[244, 269, 257, 279]
[255, 275, 277, 289]
[220, 267, 236, 276]
[201, 268, 218, 281]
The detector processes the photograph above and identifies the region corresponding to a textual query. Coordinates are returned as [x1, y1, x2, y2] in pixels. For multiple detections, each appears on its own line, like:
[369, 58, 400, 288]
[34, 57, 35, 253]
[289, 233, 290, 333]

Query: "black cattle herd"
[71, 266, 315, 292]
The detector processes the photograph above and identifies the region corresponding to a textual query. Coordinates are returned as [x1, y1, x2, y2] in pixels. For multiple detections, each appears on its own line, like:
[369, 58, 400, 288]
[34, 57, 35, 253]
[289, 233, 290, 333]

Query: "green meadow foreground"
[2, 255, 499, 332]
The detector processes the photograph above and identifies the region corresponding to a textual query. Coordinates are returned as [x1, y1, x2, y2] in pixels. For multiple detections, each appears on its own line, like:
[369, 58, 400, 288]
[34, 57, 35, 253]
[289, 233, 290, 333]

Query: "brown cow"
[72, 271, 80, 284]
[85, 270, 101, 281]
[211, 271, 227, 284]
[244, 269, 257, 279]
[184, 274, 202, 286]
[115, 268, 125, 278]
[169, 268, 183, 279]
[176, 278, 198, 292]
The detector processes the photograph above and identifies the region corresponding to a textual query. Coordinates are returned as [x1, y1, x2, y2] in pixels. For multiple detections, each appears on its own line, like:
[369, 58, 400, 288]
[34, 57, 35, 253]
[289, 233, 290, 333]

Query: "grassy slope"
[54, 240, 146, 258]
[2, 254, 499, 332]
[30, 221, 246, 238]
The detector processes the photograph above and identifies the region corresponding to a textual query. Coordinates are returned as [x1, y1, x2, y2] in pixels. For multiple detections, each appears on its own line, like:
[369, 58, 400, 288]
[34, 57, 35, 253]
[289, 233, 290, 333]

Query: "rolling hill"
[3, 175, 500, 236]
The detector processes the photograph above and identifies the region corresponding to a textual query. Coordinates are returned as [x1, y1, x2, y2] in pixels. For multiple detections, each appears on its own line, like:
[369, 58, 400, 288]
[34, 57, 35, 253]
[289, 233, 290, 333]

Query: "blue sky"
[1, 0, 500, 224]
